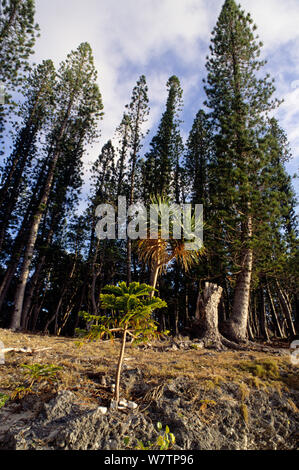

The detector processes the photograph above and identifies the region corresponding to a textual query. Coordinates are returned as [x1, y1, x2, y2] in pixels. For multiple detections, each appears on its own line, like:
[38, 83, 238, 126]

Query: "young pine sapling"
[78, 282, 167, 407]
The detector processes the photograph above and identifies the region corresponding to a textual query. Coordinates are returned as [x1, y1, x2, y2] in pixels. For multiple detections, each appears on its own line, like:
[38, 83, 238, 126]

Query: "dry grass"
[0, 328, 298, 407]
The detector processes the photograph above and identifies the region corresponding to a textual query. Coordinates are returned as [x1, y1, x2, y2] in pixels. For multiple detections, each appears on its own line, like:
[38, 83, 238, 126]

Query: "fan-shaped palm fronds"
[137, 195, 204, 293]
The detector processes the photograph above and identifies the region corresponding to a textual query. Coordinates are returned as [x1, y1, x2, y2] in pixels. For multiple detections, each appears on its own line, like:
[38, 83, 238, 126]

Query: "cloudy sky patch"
[32, 0, 299, 198]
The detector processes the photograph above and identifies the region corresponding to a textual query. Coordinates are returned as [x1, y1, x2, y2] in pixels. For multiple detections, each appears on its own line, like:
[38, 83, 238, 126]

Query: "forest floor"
[0, 328, 298, 408]
[0, 328, 298, 450]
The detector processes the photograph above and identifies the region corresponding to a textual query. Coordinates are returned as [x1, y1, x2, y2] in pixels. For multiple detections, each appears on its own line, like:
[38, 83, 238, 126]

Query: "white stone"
[98, 406, 108, 414]
[127, 401, 138, 410]
[119, 399, 128, 407]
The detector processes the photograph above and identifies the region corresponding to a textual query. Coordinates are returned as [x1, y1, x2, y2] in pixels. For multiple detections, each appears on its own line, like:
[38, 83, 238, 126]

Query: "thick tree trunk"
[198, 283, 223, 345]
[10, 151, 63, 330]
[192, 283, 227, 349]
[10, 206, 50, 330]
[21, 260, 45, 329]
[0, 154, 51, 315]
[225, 216, 253, 343]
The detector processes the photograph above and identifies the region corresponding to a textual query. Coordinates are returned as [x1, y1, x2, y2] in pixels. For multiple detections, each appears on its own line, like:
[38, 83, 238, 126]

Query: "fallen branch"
[0, 346, 52, 354]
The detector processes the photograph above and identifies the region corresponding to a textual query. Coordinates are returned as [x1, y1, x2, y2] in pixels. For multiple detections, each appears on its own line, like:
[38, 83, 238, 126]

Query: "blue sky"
[31, 0, 299, 202]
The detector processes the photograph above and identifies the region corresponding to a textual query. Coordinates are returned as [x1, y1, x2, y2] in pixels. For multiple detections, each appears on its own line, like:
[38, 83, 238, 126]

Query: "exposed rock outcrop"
[1, 377, 298, 450]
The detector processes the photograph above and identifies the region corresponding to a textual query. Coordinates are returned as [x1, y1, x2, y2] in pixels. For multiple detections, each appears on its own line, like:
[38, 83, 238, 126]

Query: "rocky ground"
[0, 329, 298, 450]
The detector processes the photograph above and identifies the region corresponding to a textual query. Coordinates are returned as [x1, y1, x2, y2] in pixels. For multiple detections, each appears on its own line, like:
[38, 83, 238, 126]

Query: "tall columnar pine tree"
[0, 0, 39, 82]
[204, 0, 281, 342]
[252, 118, 298, 338]
[184, 109, 212, 206]
[253, 119, 297, 277]
[0, 60, 56, 254]
[142, 76, 183, 201]
[19, 115, 90, 330]
[0, 152, 51, 318]
[9, 42, 103, 330]
[86, 139, 119, 316]
[124, 75, 149, 284]
[0, 0, 39, 141]
[115, 113, 130, 197]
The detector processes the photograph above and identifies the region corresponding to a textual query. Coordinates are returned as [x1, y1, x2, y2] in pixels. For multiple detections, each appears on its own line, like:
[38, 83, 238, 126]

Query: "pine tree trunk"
[276, 280, 296, 337]
[195, 282, 201, 319]
[174, 298, 179, 336]
[266, 283, 284, 338]
[185, 286, 190, 327]
[31, 272, 51, 331]
[21, 257, 46, 329]
[226, 216, 253, 343]
[126, 239, 132, 286]
[260, 288, 270, 341]
[0, 155, 50, 315]
[91, 239, 100, 314]
[43, 294, 63, 334]
[9, 92, 74, 330]
[10, 152, 62, 330]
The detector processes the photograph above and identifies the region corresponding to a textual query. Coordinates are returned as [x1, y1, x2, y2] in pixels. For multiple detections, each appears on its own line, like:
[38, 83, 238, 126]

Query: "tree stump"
[192, 283, 245, 350]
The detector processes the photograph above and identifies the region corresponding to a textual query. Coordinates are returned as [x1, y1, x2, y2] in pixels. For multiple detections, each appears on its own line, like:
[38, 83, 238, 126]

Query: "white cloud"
[241, 0, 299, 50]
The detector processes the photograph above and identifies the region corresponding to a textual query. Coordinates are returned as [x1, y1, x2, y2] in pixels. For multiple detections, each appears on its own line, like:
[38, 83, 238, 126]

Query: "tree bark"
[259, 288, 270, 341]
[225, 216, 253, 343]
[191, 283, 246, 350]
[197, 283, 223, 346]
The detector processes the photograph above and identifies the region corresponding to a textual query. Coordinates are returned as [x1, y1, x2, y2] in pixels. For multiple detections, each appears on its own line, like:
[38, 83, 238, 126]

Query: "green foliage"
[124, 422, 176, 450]
[0, 0, 40, 82]
[142, 76, 183, 200]
[238, 359, 280, 380]
[0, 0, 40, 141]
[78, 282, 167, 344]
[78, 282, 167, 404]
[20, 363, 62, 384]
[0, 393, 10, 408]
[10, 385, 33, 400]
[0, 0, 297, 344]
[10, 363, 62, 400]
